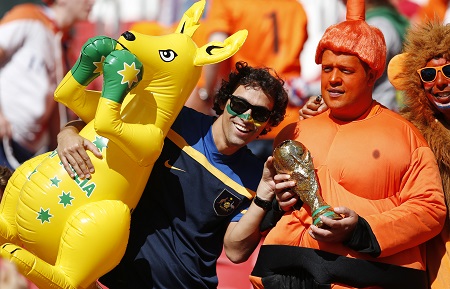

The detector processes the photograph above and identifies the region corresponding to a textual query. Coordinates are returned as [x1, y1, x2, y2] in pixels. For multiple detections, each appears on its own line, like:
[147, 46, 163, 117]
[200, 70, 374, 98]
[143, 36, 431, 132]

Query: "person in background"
[365, 0, 409, 111]
[0, 0, 95, 170]
[185, 0, 308, 161]
[415, 0, 450, 24]
[56, 61, 289, 289]
[245, 0, 446, 288]
[390, 0, 424, 20]
[296, 0, 346, 98]
[387, 20, 450, 289]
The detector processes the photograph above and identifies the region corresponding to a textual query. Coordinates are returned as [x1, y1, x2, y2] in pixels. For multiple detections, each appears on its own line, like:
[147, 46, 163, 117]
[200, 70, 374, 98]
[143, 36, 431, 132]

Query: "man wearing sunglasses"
[388, 21, 450, 289]
[247, 0, 446, 288]
[55, 61, 289, 289]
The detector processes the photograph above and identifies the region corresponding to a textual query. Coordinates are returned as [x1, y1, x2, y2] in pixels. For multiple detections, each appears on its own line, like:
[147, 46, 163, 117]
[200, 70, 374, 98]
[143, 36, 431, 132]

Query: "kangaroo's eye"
[159, 50, 178, 62]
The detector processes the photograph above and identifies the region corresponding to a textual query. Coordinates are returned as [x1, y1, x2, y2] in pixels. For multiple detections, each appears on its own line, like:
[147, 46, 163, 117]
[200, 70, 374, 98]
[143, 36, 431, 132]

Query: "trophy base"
[312, 205, 342, 228]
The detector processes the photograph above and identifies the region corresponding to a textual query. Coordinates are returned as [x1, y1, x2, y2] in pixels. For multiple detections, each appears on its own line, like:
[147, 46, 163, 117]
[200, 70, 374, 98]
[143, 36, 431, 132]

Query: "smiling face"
[212, 85, 274, 155]
[320, 50, 377, 121]
[420, 57, 450, 121]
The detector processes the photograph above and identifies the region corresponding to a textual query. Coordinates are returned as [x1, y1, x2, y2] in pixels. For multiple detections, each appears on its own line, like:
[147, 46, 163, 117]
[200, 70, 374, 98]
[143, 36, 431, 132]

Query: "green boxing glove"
[71, 36, 118, 86]
[101, 50, 143, 103]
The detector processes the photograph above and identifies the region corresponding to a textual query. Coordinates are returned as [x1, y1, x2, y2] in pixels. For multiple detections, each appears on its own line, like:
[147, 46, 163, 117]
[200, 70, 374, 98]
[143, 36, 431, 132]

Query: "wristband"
[253, 196, 272, 211]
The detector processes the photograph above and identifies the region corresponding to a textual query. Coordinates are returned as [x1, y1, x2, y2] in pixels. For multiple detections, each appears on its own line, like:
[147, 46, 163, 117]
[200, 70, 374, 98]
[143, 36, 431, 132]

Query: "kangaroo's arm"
[94, 98, 163, 166]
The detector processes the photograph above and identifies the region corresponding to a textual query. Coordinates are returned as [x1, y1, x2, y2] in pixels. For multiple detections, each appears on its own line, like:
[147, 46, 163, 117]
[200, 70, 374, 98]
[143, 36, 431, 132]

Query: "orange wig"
[315, 0, 386, 80]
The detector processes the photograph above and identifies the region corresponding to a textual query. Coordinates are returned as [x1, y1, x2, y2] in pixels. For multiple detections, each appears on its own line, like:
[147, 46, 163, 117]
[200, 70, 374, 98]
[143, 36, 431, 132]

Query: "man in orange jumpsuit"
[248, 0, 447, 288]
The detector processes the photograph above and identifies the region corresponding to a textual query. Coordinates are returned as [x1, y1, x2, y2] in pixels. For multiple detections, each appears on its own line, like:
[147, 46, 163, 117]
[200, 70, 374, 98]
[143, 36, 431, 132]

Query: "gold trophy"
[273, 140, 342, 227]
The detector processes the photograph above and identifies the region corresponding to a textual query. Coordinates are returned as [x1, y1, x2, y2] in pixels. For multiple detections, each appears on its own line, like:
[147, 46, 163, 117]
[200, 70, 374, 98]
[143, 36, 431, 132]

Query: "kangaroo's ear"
[175, 0, 205, 37]
[194, 30, 248, 66]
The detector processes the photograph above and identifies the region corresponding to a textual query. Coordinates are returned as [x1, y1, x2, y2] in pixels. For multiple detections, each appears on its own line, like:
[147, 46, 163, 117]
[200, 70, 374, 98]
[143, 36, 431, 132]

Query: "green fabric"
[366, 6, 410, 42]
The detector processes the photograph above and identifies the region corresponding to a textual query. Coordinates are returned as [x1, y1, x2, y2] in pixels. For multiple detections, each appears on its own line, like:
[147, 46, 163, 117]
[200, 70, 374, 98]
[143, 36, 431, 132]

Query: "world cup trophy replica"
[273, 140, 341, 227]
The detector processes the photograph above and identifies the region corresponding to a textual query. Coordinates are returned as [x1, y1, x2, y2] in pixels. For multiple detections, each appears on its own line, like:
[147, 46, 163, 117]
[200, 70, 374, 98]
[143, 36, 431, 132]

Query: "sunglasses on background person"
[417, 64, 450, 83]
[228, 95, 272, 122]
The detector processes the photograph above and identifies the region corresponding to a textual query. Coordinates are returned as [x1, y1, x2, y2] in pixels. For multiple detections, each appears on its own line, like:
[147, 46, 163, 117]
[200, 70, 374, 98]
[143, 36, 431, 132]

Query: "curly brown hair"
[212, 61, 288, 136]
[0, 166, 12, 198]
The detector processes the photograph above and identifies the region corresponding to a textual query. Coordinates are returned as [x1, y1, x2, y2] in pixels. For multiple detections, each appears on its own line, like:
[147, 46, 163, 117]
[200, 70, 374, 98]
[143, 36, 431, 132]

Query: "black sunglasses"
[417, 64, 450, 83]
[229, 95, 272, 122]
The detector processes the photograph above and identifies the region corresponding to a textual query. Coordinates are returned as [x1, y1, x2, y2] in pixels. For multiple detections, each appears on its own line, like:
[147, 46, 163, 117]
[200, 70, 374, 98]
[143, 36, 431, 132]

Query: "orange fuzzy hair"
[315, 0, 387, 80]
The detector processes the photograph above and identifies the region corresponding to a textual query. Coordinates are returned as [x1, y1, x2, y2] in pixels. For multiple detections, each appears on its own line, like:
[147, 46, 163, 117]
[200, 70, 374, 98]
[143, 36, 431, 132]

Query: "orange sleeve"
[428, 224, 450, 289]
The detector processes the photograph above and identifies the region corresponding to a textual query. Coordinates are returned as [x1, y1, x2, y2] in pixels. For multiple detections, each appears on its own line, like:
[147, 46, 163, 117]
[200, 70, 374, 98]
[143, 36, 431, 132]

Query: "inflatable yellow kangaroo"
[0, 1, 247, 288]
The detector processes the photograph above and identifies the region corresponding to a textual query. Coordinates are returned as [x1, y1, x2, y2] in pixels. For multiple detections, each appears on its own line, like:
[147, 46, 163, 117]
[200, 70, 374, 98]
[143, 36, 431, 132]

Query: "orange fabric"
[249, 275, 264, 289]
[265, 106, 298, 139]
[346, 0, 365, 21]
[256, 103, 447, 288]
[417, 0, 448, 22]
[205, 0, 307, 79]
[0, 4, 57, 33]
[427, 221, 450, 289]
[204, 0, 308, 139]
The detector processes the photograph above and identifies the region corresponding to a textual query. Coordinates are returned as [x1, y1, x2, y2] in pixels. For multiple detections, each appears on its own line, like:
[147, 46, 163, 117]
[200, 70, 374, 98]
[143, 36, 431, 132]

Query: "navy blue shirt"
[100, 107, 263, 289]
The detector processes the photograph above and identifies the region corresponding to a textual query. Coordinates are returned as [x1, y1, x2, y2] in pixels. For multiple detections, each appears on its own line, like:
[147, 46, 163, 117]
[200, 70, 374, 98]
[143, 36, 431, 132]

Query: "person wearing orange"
[245, 0, 447, 288]
[189, 0, 308, 159]
[387, 20, 450, 289]
[0, 0, 95, 170]
[416, 0, 450, 23]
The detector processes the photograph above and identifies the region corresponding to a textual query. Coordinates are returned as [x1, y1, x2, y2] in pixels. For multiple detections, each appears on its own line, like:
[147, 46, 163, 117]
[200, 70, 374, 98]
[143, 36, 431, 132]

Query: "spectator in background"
[390, 0, 424, 20]
[296, 0, 346, 98]
[0, 0, 95, 170]
[185, 0, 308, 161]
[365, 0, 409, 111]
[416, 0, 450, 23]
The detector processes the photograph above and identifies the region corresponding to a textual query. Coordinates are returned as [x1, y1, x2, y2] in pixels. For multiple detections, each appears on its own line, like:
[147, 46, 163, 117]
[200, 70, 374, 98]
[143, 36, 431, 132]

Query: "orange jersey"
[204, 0, 308, 139]
[205, 0, 307, 79]
[251, 103, 446, 289]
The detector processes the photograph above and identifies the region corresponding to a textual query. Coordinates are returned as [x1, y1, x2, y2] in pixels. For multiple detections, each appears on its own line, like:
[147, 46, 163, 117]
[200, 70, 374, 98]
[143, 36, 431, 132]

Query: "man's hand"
[0, 259, 28, 289]
[299, 95, 328, 120]
[308, 206, 358, 243]
[274, 174, 298, 211]
[257, 157, 297, 208]
[57, 125, 102, 179]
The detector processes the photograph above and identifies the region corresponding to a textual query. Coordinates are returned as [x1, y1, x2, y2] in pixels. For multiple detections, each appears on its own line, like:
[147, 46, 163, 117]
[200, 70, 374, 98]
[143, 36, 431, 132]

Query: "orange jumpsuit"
[250, 102, 446, 289]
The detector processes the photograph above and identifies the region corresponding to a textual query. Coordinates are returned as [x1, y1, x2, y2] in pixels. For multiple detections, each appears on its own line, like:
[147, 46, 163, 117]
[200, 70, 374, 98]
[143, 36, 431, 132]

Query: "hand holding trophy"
[273, 140, 342, 227]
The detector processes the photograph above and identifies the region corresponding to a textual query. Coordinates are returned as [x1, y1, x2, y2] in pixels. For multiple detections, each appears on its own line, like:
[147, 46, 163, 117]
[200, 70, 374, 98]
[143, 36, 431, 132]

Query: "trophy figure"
[273, 140, 342, 227]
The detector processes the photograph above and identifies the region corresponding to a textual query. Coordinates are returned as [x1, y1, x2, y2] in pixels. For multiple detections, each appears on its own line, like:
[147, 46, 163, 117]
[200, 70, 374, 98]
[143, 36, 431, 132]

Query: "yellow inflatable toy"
[0, 1, 247, 288]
